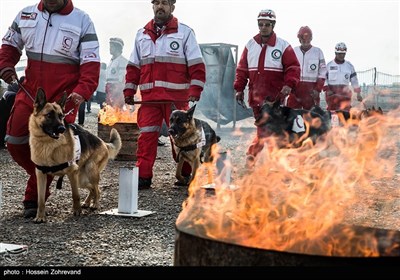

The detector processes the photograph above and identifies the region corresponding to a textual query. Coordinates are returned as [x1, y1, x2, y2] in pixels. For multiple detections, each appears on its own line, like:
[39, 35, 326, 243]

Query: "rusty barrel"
[98, 122, 139, 161]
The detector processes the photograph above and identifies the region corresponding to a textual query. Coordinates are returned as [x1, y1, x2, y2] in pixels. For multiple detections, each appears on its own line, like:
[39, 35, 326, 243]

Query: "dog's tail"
[106, 128, 122, 159]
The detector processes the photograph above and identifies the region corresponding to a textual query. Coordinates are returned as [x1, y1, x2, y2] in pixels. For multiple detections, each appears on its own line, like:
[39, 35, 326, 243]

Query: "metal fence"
[357, 68, 400, 111]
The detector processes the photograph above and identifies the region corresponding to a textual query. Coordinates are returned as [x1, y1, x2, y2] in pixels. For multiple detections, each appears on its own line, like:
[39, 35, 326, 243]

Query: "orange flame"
[98, 104, 138, 125]
[177, 108, 400, 257]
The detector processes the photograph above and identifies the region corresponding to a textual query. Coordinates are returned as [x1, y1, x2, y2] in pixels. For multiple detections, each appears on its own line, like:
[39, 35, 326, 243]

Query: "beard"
[154, 9, 172, 26]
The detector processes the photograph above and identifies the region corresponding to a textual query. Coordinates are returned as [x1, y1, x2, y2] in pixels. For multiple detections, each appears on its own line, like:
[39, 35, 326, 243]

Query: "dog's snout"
[57, 125, 66, 134]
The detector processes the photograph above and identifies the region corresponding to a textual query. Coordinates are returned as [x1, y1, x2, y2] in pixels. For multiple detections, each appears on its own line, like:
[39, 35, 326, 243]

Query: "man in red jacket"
[0, 0, 100, 218]
[124, 0, 206, 189]
[234, 8, 300, 168]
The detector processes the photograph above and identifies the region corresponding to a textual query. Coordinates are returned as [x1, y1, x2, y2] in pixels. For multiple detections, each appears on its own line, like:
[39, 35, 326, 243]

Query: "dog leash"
[14, 78, 35, 102]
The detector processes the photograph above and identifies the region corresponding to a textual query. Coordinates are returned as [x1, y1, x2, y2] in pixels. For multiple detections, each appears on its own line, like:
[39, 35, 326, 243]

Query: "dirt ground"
[1, 102, 400, 270]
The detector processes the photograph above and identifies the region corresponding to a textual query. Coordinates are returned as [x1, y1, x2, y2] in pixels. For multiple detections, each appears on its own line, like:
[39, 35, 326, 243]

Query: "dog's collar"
[176, 127, 206, 151]
[36, 160, 76, 174]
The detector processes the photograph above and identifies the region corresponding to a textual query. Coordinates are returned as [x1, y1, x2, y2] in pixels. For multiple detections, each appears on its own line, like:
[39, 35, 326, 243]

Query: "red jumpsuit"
[124, 16, 206, 180]
[0, 0, 100, 205]
[234, 32, 300, 158]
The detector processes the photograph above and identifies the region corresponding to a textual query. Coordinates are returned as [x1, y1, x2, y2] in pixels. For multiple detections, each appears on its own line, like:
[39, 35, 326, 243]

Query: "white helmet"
[257, 9, 276, 21]
[335, 42, 347, 53]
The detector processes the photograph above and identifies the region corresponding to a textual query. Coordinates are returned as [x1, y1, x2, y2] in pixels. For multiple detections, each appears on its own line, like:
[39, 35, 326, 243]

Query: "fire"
[177, 107, 400, 257]
[98, 104, 138, 125]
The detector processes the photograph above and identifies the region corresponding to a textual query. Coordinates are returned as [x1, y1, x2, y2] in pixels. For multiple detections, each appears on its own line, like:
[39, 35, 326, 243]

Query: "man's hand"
[68, 92, 84, 105]
[188, 96, 199, 102]
[125, 96, 135, 105]
[280, 85, 291, 96]
[0, 67, 17, 84]
[236, 91, 246, 108]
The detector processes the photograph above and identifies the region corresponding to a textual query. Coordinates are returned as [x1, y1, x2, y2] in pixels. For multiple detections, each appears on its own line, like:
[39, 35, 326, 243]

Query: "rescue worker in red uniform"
[293, 26, 327, 109]
[124, 0, 206, 189]
[234, 9, 300, 168]
[323, 42, 362, 111]
[0, 0, 100, 218]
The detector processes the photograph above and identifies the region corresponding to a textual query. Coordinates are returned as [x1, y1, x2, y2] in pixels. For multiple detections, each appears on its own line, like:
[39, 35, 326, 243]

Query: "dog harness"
[35, 125, 81, 174]
[175, 127, 206, 161]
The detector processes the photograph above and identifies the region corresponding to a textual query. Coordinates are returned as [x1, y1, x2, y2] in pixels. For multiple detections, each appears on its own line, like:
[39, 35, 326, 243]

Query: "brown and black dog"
[168, 104, 221, 186]
[29, 88, 122, 223]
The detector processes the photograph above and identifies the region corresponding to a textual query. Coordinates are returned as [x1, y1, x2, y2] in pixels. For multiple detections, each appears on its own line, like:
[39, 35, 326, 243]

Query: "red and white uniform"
[0, 0, 100, 204]
[124, 16, 206, 179]
[106, 54, 128, 107]
[294, 46, 326, 109]
[323, 59, 360, 111]
[234, 32, 300, 158]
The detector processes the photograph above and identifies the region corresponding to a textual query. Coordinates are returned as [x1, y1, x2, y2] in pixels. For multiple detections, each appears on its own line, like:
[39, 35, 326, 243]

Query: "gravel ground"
[0, 102, 254, 268]
[1, 102, 400, 270]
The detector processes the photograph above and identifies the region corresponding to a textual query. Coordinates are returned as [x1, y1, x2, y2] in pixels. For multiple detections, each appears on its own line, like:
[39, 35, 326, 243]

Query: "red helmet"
[297, 26, 312, 40]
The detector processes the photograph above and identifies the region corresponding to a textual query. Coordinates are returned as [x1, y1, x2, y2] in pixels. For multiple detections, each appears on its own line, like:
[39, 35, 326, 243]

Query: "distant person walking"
[106, 37, 128, 108]
[323, 42, 362, 111]
[293, 26, 327, 109]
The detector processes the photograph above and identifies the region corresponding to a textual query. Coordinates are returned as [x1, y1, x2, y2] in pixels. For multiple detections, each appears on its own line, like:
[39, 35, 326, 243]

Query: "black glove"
[0, 67, 17, 84]
[125, 96, 135, 105]
[188, 96, 199, 102]
[236, 91, 246, 108]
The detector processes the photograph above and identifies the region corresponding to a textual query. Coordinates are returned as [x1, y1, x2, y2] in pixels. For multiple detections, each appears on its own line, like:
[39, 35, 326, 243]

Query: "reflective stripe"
[191, 79, 205, 87]
[140, 126, 160, 133]
[155, 56, 186, 65]
[27, 51, 79, 64]
[301, 76, 318, 82]
[139, 83, 153, 91]
[188, 57, 204, 67]
[141, 57, 155, 66]
[124, 83, 137, 90]
[81, 33, 98, 43]
[5, 134, 29, 145]
[155, 81, 189, 90]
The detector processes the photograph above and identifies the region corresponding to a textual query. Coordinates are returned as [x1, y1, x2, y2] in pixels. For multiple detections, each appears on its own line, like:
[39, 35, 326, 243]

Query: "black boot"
[23, 201, 38, 218]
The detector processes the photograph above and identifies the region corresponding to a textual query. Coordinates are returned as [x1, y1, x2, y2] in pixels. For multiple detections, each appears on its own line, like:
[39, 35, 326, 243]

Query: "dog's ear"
[57, 92, 68, 109]
[34, 88, 47, 113]
[187, 104, 196, 119]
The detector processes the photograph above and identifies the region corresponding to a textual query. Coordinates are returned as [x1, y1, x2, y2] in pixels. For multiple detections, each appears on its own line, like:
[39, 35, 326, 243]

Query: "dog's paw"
[89, 203, 99, 210]
[73, 207, 82, 216]
[33, 216, 46, 223]
[174, 175, 191, 186]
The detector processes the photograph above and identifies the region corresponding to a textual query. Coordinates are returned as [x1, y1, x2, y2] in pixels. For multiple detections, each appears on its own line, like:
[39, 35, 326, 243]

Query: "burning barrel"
[174, 223, 400, 266]
[97, 105, 139, 161]
[98, 122, 139, 161]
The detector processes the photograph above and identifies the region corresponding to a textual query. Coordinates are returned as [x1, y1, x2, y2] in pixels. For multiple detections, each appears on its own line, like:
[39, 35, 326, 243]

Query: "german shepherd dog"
[168, 104, 221, 186]
[255, 99, 383, 149]
[254, 100, 330, 148]
[29, 88, 122, 223]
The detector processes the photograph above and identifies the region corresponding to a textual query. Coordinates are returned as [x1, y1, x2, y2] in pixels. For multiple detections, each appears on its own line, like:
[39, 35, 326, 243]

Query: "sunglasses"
[258, 22, 273, 28]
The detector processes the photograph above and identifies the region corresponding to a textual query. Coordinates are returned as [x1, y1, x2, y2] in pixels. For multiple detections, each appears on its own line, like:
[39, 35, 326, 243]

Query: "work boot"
[23, 201, 38, 218]
[138, 177, 152, 190]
